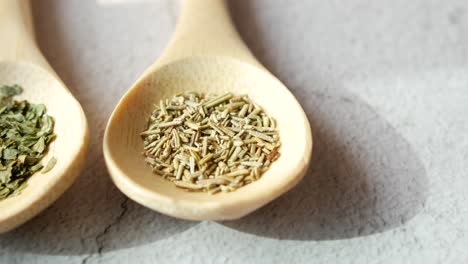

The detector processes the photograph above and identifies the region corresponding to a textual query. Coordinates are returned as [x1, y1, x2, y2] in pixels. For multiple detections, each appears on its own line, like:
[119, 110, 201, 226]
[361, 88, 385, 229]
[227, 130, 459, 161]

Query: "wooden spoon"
[103, 0, 312, 220]
[0, 0, 88, 233]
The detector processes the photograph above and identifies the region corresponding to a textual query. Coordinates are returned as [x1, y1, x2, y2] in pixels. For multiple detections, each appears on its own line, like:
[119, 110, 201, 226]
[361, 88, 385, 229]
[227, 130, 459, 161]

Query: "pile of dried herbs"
[141, 92, 280, 194]
[0, 84, 56, 200]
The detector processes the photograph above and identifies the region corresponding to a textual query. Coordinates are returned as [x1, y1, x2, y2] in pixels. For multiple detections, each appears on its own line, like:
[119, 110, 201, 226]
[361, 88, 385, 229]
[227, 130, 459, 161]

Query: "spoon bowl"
[0, 1, 88, 233]
[104, 0, 312, 220]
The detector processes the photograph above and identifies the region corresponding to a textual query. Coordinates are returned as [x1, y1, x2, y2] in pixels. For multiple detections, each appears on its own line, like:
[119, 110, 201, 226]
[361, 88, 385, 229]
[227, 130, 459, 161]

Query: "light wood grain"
[0, 0, 89, 233]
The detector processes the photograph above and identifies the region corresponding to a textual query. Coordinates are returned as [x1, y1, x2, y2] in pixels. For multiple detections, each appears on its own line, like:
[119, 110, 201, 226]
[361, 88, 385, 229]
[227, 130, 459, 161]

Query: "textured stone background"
[1, 0, 467, 263]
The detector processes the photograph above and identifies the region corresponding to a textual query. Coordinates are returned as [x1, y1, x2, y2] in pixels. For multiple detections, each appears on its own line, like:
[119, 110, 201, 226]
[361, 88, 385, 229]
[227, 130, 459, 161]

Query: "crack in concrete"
[308, 90, 355, 104]
[81, 197, 129, 264]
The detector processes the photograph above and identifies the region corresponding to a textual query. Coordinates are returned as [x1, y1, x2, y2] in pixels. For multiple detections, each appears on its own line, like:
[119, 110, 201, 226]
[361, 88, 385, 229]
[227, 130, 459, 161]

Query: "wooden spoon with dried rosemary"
[103, 0, 312, 221]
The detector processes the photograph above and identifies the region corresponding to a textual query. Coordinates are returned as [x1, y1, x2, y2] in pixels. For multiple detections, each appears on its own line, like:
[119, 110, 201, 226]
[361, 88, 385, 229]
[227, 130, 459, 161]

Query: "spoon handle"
[0, 0, 52, 71]
[157, 0, 262, 68]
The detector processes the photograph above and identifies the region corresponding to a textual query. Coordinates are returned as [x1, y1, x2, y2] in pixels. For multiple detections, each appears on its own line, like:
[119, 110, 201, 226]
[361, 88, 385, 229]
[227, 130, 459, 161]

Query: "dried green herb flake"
[0, 85, 56, 200]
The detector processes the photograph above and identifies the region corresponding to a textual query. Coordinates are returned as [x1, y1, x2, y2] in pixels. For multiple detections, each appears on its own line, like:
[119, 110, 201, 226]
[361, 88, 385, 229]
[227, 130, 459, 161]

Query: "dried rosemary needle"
[0, 84, 57, 200]
[141, 92, 281, 194]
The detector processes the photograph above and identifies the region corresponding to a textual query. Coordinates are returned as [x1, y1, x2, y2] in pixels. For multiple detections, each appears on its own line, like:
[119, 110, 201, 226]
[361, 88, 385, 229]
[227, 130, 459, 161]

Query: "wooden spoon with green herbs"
[0, 0, 88, 233]
[103, 0, 312, 220]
